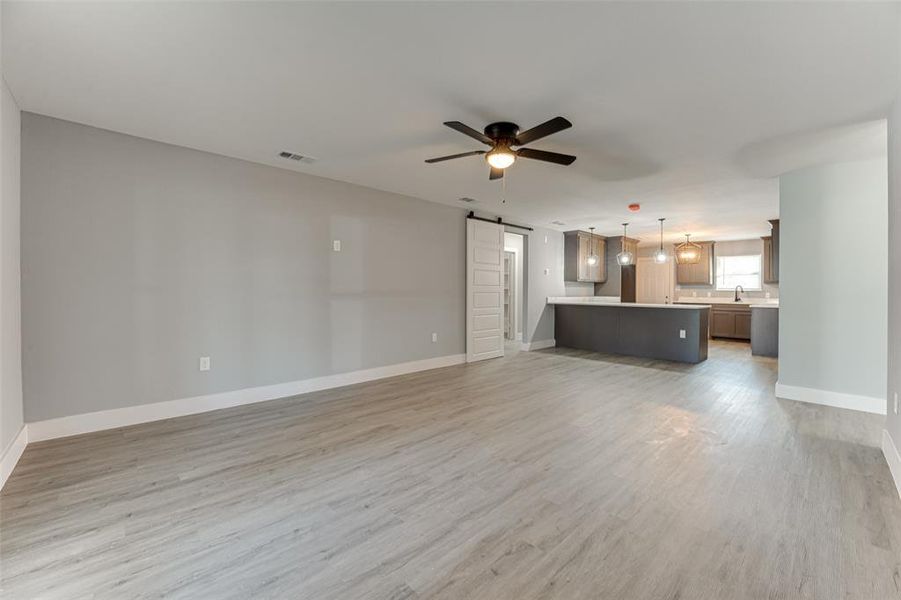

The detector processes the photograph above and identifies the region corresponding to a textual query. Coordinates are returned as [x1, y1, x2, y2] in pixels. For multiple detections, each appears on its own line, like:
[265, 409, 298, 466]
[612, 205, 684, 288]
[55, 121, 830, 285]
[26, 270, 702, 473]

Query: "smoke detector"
[278, 151, 316, 164]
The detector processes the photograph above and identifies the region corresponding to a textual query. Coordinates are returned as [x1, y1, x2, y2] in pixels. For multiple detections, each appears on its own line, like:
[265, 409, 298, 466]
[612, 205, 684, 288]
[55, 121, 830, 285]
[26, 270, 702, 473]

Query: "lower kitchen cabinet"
[710, 304, 751, 340]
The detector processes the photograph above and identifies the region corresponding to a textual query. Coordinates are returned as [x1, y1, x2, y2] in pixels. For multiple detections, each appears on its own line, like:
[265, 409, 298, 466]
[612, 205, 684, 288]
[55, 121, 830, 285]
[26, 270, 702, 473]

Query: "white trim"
[27, 354, 465, 443]
[0, 425, 28, 491]
[775, 381, 886, 415]
[524, 339, 556, 351]
[882, 430, 901, 500]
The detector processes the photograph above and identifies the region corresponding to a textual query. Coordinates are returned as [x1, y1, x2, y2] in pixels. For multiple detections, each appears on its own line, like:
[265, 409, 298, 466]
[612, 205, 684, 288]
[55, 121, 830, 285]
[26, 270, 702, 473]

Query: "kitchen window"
[715, 255, 762, 291]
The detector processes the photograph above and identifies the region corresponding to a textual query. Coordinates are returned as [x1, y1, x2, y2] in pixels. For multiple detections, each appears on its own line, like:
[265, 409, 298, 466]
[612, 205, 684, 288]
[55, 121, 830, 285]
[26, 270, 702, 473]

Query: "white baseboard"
[524, 339, 555, 351]
[26, 353, 465, 443]
[1, 425, 28, 491]
[775, 381, 886, 415]
[883, 430, 901, 500]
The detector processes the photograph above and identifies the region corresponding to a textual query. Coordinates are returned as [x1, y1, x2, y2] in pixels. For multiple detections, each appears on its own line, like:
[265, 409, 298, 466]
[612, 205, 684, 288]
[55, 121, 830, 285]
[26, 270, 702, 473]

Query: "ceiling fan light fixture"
[486, 146, 516, 169]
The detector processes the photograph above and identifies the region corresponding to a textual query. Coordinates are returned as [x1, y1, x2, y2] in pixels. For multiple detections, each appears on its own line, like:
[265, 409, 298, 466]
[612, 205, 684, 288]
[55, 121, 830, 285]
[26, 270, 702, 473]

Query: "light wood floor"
[2, 341, 900, 599]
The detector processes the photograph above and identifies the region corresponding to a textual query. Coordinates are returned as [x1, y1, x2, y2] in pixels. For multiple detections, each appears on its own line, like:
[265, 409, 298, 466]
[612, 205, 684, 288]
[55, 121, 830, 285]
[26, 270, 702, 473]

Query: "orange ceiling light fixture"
[628, 203, 641, 212]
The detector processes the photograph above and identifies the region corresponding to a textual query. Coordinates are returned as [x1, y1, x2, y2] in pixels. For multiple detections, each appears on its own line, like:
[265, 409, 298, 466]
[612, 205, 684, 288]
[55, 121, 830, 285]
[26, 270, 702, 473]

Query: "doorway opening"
[504, 232, 525, 353]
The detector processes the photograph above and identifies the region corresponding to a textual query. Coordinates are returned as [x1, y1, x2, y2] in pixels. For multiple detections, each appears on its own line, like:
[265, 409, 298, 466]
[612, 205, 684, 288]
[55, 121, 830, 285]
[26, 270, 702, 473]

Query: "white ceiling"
[3, 1, 897, 244]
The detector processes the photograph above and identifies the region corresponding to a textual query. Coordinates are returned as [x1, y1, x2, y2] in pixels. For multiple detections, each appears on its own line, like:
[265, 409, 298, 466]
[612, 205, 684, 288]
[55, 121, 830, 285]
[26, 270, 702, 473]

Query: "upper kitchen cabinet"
[564, 230, 607, 282]
[675, 241, 715, 285]
[762, 219, 779, 283]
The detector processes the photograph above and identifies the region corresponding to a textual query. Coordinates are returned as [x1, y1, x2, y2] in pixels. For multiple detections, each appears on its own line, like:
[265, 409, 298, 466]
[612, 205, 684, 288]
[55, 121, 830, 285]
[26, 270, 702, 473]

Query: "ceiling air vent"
[278, 151, 316, 164]
[458, 197, 477, 203]
[551, 220, 566, 226]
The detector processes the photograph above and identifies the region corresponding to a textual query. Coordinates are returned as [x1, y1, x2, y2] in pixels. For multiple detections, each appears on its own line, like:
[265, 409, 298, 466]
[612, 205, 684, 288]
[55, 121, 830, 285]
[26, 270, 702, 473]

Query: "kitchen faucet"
[734, 285, 744, 302]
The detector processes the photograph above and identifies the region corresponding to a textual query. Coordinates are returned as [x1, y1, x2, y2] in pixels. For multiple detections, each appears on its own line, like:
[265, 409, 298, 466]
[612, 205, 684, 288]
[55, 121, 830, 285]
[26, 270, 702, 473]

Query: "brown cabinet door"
[711, 311, 735, 338]
[675, 241, 715, 285]
[578, 234, 590, 281]
[735, 312, 751, 339]
[565, 231, 608, 283]
[762, 236, 775, 284]
[711, 306, 752, 340]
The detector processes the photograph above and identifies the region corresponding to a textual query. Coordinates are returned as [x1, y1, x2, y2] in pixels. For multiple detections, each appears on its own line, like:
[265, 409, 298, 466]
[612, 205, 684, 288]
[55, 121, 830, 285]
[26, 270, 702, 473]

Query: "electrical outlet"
[706, 291, 711, 297]
[431, 332, 438, 343]
[544, 268, 550, 275]
[692, 291, 697, 297]
[679, 329, 686, 339]
[199, 356, 211, 371]
[333, 240, 341, 252]
[544, 235, 548, 244]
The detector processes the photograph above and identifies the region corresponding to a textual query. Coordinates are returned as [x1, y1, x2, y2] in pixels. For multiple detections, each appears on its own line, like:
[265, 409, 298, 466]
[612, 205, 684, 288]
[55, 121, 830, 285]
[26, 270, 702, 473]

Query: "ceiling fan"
[425, 117, 576, 180]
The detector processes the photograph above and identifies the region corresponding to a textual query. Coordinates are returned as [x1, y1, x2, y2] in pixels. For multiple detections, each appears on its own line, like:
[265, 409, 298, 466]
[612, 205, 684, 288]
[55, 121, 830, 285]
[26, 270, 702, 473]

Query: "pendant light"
[616, 223, 634, 266]
[653, 218, 668, 264]
[586, 227, 599, 267]
[675, 233, 702, 265]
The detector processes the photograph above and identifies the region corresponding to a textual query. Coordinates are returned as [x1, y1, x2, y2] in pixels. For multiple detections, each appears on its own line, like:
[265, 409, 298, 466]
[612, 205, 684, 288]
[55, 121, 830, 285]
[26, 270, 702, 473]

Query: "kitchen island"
[549, 297, 710, 363]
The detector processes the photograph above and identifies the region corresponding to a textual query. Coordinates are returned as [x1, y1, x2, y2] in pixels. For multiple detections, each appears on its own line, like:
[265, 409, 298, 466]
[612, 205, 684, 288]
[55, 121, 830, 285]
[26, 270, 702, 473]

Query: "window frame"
[715, 254, 763, 292]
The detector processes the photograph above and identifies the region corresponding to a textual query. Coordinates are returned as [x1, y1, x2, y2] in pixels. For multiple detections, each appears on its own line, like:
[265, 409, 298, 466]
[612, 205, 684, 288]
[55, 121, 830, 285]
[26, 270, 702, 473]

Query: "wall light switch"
[544, 268, 550, 275]
[431, 332, 438, 343]
[333, 240, 341, 252]
[199, 356, 211, 371]
[679, 329, 686, 339]
[544, 235, 548, 244]
[765, 292, 771, 299]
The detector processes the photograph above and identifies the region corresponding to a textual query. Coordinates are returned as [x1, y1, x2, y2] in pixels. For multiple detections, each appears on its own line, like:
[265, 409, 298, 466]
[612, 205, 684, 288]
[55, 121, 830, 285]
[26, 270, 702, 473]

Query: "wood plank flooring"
[2, 341, 900, 599]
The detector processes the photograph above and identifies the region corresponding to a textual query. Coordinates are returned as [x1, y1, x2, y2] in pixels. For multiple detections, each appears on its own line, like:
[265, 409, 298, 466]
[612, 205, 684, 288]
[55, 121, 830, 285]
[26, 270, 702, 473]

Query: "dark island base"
[554, 304, 709, 364]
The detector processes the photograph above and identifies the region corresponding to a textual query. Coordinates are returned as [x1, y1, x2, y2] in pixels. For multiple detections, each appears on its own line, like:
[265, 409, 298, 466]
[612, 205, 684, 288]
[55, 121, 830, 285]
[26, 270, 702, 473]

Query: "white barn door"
[467, 219, 504, 362]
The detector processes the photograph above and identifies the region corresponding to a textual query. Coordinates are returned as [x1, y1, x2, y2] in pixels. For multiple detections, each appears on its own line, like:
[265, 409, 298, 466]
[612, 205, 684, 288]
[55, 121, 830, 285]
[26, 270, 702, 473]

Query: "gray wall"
[1, 77, 23, 451]
[22, 114, 466, 421]
[525, 227, 565, 344]
[887, 89, 901, 442]
[595, 236, 625, 298]
[779, 157, 887, 403]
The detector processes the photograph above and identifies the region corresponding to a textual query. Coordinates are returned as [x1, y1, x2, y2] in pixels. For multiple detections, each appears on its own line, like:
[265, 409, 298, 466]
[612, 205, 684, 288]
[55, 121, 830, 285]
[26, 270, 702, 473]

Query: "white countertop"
[675, 297, 779, 306]
[547, 296, 709, 310]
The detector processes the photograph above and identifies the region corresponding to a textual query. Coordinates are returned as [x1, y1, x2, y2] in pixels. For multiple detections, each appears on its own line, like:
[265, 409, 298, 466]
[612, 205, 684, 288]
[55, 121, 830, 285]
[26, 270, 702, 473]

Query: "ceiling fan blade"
[516, 147, 577, 165]
[444, 121, 494, 145]
[489, 167, 504, 180]
[424, 150, 486, 163]
[514, 117, 572, 146]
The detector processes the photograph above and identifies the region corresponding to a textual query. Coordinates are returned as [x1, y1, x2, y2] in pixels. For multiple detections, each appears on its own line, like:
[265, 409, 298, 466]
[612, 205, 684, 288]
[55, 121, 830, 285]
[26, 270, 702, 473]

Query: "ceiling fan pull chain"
[502, 171, 507, 204]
